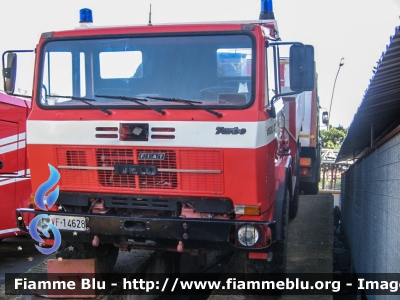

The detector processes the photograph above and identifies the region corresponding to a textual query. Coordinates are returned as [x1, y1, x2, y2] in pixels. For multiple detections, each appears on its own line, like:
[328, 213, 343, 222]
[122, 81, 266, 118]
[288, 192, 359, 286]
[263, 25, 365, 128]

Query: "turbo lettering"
[215, 127, 246, 135]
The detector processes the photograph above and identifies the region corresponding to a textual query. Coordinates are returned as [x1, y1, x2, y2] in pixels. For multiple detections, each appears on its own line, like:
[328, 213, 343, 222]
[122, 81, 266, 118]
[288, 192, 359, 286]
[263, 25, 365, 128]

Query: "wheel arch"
[273, 156, 292, 241]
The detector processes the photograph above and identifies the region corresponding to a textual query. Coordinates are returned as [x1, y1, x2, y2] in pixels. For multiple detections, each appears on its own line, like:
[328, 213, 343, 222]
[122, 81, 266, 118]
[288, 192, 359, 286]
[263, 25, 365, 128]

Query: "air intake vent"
[95, 127, 118, 131]
[151, 135, 175, 139]
[150, 127, 175, 139]
[56, 147, 96, 187]
[66, 150, 87, 166]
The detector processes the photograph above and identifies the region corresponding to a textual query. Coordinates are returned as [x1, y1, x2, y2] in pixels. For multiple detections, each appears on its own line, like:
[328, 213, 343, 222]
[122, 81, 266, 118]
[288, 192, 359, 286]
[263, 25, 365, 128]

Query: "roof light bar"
[259, 0, 275, 20]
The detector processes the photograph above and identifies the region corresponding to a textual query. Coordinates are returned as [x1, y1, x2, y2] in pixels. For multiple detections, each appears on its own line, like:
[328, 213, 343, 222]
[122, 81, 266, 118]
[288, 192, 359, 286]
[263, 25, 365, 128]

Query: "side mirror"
[3, 52, 17, 94]
[289, 44, 315, 92]
[322, 111, 329, 125]
[2, 50, 34, 98]
[2, 52, 17, 94]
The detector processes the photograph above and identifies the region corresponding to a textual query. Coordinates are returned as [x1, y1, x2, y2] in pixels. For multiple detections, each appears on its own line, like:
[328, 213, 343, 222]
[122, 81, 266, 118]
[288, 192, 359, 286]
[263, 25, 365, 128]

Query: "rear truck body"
[0, 92, 31, 240]
[280, 58, 321, 195]
[298, 85, 321, 195]
[7, 1, 315, 273]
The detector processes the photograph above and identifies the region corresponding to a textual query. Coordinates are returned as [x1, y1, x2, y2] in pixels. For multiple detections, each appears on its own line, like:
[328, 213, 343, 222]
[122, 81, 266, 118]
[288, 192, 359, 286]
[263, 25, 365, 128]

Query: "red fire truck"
[0, 91, 31, 240]
[8, 1, 315, 274]
[298, 85, 321, 195]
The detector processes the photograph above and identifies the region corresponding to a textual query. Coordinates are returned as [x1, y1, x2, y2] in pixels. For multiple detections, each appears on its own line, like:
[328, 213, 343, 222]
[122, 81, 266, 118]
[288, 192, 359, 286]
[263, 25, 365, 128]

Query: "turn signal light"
[300, 157, 312, 166]
[235, 205, 260, 215]
[300, 167, 309, 176]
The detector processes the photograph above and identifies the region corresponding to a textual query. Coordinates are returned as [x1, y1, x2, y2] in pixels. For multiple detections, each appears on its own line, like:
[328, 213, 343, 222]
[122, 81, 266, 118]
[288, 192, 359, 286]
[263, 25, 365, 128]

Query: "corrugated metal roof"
[337, 26, 400, 162]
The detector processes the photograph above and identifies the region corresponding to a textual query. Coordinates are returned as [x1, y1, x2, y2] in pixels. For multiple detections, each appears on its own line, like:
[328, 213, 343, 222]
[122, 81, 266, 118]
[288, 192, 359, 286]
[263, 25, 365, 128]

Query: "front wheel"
[289, 150, 300, 219]
[160, 250, 228, 274]
[289, 183, 300, 220]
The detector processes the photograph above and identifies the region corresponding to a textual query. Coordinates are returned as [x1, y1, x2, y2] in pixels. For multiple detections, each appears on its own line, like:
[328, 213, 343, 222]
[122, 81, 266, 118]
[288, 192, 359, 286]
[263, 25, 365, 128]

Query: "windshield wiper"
[145, 96, 222, 118]
[48, 95, 112, 115]
[95, 94, 166, 115]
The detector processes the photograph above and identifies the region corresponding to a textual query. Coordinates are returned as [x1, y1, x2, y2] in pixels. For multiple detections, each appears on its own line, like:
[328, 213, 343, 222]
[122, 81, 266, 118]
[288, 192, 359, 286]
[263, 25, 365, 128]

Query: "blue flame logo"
[28, 164, 62, 254]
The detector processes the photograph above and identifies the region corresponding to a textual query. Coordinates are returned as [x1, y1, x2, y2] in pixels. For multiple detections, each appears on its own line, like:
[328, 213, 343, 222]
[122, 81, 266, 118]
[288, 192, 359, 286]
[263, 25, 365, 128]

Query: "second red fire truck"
[0, 92, 31, 240]
[280, 59, 321, 195]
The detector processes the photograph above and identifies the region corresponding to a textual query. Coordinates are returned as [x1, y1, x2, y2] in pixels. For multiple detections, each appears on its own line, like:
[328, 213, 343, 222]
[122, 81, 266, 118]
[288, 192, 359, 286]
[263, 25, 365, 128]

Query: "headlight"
[237, 224, 260, 247]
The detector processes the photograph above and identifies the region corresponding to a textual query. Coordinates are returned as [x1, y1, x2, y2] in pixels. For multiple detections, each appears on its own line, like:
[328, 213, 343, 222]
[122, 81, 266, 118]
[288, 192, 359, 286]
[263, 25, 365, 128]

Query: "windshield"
[38, 33, 254, 109]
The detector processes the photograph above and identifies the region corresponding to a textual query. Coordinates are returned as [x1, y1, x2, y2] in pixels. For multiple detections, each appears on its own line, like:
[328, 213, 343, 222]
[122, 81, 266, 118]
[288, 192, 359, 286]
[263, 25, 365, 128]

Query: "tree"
[319, 125, 349, 190]
[321, 125, 348, 149]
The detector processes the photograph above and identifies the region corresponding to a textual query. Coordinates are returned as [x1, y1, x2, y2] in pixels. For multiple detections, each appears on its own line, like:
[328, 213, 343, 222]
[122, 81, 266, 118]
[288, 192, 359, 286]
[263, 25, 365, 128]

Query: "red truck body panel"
[0, 92, 31, 239]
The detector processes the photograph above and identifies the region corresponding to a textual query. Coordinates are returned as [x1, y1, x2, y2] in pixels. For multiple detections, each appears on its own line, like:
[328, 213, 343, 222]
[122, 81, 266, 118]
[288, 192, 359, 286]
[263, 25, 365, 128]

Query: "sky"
[1, 0, 399, 128]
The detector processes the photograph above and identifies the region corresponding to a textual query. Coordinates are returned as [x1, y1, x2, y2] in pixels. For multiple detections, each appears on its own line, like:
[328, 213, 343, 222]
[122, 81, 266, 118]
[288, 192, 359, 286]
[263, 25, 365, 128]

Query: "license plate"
[50, 215, 86, 231]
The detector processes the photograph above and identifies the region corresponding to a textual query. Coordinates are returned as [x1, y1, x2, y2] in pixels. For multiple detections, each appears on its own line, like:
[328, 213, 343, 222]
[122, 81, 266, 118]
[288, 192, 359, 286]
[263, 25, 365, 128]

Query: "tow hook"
[177, 241, 184, 252]
[92, 235, 100, 247]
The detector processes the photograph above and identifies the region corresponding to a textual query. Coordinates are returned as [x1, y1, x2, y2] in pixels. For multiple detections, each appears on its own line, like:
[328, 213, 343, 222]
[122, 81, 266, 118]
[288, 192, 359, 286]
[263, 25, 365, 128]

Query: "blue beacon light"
[80, 8, 93, 24]
[259, 0, 275, 20]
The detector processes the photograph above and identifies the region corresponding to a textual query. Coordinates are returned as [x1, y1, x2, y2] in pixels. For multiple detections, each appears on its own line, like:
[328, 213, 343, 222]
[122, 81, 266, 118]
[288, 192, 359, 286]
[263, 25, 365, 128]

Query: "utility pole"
[327, 58, 344, 129]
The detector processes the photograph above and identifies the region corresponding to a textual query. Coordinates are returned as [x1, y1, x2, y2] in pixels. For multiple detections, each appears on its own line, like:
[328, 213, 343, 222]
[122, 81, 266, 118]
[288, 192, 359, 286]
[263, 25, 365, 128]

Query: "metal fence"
[341, 132, 400, 295]
[321, 149, 351, 190]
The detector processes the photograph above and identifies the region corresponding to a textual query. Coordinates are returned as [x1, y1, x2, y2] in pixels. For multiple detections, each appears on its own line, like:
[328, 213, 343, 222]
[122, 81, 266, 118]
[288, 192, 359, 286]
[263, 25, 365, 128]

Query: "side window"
[217, 48, 252, 77]
[42, 52, 73, 102]
[42, 52, 86, 104]
[266, 46, 278, 105]
[99, 51, 142, 79]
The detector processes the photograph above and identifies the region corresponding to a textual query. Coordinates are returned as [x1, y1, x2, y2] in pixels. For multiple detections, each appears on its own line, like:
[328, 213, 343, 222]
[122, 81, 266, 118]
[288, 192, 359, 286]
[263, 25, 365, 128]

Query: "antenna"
[148, 4, 152, 26]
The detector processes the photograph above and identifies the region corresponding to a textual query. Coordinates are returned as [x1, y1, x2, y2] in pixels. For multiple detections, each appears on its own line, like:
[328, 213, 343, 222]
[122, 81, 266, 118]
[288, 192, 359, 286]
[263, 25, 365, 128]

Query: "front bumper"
[17, 208, 276, 251]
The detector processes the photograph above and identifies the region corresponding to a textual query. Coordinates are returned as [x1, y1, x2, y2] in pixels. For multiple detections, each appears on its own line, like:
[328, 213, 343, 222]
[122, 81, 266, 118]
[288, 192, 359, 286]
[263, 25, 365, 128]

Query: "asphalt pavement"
[0, 236, 48, 285]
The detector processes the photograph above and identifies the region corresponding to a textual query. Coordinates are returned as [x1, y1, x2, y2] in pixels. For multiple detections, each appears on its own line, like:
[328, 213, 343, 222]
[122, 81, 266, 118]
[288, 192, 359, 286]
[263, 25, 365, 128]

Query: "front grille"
[94, 148, 177, 190]
[56, 147, 223, 194]
[179, 150, 223, 194]
[136, 149, 177, 190]
[96, 148, 136, 188]
[66, 150, 87, 166]
[56, 147, 97, 187]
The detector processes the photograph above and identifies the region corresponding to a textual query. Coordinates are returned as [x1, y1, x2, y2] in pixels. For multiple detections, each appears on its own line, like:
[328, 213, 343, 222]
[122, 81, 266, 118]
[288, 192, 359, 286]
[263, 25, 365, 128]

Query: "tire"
[246, 186, 289, 274]
[92, 243, 120, 274]
[289, 183, 300, 220]
[162, 250, 227, 273]
[159, 251, 182, 274]
[302, 182, 319, 195]
[289, 153, 300, 220]
[56, 241, 119, 274]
